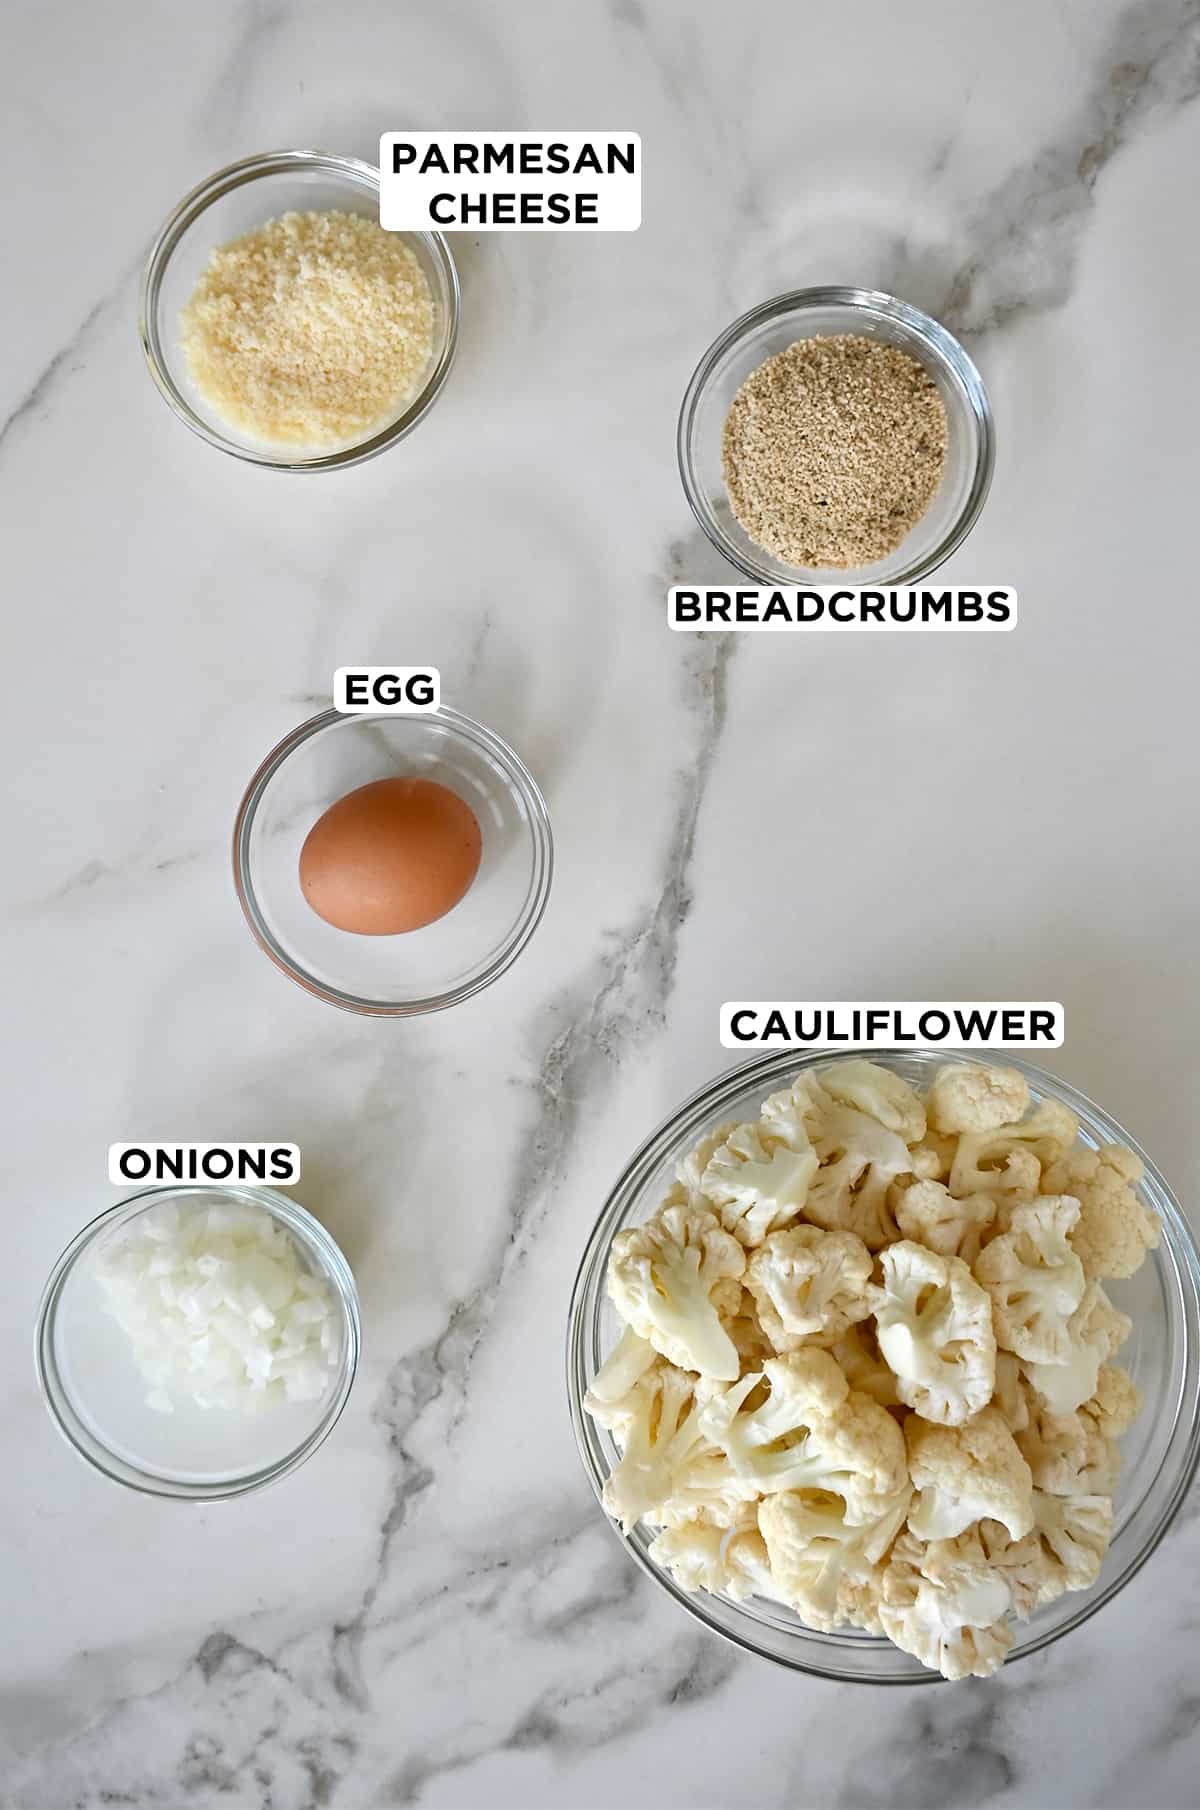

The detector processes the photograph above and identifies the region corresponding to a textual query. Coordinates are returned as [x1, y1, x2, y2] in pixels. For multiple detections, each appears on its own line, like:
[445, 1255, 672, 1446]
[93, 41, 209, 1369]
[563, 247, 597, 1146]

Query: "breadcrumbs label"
[669, 588, 1017, 630]
[379, 133, 641, 231]
[720, 1004, 1064, 1050]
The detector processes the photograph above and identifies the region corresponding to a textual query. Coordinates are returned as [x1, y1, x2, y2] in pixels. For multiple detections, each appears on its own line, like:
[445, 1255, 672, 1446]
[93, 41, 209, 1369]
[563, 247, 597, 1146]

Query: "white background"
[3, 2, 1200, 1806]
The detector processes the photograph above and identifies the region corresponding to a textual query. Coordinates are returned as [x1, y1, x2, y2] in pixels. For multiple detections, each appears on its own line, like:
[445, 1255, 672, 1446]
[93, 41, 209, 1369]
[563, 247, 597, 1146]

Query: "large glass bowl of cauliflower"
[567, 1053, 1200, 1683]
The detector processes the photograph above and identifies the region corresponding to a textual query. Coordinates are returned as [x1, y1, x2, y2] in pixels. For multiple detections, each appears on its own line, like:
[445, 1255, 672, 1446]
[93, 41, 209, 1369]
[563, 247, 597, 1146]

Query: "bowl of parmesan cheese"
[140, 149, 459, 470]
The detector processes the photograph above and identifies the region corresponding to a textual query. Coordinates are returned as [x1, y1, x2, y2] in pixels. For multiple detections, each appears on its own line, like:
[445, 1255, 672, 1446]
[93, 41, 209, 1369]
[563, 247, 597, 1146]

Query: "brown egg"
[299, 777, 482, 935]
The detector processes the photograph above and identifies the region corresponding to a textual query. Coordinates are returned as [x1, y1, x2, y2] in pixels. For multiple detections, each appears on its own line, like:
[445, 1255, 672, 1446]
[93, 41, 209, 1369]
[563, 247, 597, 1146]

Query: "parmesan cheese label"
[379, 133, 641, 231]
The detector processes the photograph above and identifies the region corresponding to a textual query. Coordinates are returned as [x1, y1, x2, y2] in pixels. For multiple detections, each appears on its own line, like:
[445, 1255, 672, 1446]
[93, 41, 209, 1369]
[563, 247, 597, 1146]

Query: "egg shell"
[299, 776, 482, 935]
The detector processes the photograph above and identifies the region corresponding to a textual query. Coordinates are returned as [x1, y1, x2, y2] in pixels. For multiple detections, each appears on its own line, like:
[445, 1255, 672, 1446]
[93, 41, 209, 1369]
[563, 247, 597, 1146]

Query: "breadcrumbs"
[180, 210, 434, 448]
[721, 334, 948, 568]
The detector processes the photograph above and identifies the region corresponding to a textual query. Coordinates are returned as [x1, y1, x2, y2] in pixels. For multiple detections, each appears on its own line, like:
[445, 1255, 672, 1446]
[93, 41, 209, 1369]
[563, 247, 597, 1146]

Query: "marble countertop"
[5, 2, 1200, 1805]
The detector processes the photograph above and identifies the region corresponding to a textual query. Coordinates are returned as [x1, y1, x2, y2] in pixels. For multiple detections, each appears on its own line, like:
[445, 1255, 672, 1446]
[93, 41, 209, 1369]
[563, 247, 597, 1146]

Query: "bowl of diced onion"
[566, 1050, 1200, 1684]
[35, 1185, 359, 1499]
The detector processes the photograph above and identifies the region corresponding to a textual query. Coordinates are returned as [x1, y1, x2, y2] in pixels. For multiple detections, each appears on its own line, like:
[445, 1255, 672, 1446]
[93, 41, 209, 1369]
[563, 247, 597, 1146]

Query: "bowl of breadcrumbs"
[141, 151, 459, 470]
[678, 287, 993, 584]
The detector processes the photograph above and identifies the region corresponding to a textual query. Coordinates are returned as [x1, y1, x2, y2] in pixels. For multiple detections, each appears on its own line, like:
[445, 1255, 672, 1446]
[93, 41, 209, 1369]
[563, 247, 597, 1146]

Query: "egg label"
[720, 1003, 1065, 1050]
[109, 1144, 301, 1185]
[333, 667, 441, 713]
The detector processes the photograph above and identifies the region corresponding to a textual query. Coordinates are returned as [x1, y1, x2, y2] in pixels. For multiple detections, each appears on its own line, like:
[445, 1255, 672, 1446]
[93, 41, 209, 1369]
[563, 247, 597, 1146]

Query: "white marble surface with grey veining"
[4, 2, 1200, 1806]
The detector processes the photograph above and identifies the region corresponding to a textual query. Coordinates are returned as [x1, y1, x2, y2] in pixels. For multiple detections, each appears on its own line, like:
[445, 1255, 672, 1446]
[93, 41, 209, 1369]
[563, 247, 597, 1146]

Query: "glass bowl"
[567, 1049, 1200, 1684]
[35, 1185, 360, 1500]
[678, 287, 994, 585]
[233, 706, 553, 1015]
[139, 149, 460, 469]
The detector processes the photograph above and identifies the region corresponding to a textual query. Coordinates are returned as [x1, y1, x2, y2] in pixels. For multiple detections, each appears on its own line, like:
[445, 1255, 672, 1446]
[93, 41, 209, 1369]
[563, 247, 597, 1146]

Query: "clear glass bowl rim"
[566, 1046, 1200, 1684]
[231, 705, 555, 1016]
[35, 1184, 361, 1500]
[676, 285, 996, 585]
[138, 148, 461, 471]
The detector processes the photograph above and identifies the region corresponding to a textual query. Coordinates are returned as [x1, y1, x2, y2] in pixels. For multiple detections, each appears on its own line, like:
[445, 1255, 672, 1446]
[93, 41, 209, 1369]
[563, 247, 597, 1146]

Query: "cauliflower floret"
[1016, 1399, 1120, 1496]
[598, 1362, 696, 1529]
[954, 1147, 1042, 1208]
[978, 1489, 1113, 1618]
[992, 1351, 1031, 1434]
[974, 1521, 1045, 1619]
[805, 1106, 912, 1249]
[648, 1511, 774, 1602]
[745, 1226, 879, 1352]
[759, 1074, 833, 1148]
[828, 1324, 901, 1409]
[1024, 1282, 1132, 1416]
[607, 1202, 746, 1380]
[875, 1241, 996, 1425]
[600, 1366, 760, 1535]
[699, 1348, 907, 1520]
[709, 1272, 746, 1320]
[1033, 1489, 1113, 1592]
[975, 1518, 1056, 1618]
[701, 1120, 819, 1248]
[906, 1406, 1035, 1541]
[908, 1131, 958, 1182]
[820, 1059, 927, 1144]
[1041, 1143, 1159, 1282]
[974, 1197, 1087, 1364]
[950, 1099, 1078, 1200]
[928, 1064, 1031, 1135]
[584, 1326, 658, 1424]
[758, 1482, 912, 1631]
[1080, 1364, 1141, 1441]
[839, 1570, 887, 1634]
[648, 1451, 762, 1530]
[674, 1122, 740, 1204]
[586, 1354, 688, 1452]
[895, 1178, 997, 1265]
[719, 1286, 777, 1371]
[879, 1528, 1013, 1681]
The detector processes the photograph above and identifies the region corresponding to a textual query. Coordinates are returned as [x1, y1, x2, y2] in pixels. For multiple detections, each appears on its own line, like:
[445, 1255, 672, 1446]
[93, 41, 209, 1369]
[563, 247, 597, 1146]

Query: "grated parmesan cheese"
[180, 209, 434, 449]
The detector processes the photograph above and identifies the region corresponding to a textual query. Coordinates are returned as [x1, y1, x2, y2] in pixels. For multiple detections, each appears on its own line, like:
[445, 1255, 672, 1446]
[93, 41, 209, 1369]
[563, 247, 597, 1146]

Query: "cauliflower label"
[719, 1003, 1064, 1048]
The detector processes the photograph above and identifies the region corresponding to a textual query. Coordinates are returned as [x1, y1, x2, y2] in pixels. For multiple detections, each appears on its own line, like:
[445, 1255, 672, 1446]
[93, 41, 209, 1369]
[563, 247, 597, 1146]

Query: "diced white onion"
[95, 1199, 340, 1415]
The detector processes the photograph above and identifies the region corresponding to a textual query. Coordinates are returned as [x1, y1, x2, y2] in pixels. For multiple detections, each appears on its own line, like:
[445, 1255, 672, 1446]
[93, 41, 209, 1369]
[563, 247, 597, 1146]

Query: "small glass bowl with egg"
[233, 706, 554, 1014]
[35, 1185, 359, 1499]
